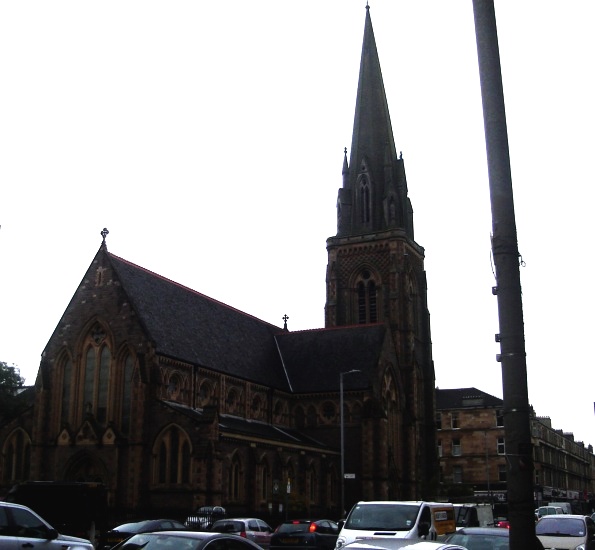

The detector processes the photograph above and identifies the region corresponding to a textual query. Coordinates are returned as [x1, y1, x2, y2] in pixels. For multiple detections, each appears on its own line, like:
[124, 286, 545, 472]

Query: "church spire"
[337, 6, 413, 239]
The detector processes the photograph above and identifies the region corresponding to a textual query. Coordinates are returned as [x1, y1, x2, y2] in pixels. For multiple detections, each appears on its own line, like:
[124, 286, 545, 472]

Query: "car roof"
[355, 501, 425, 505]
[343, 542, 464, 550]
[279, 519, 330, 523]
[401, 544, 466, 550]
[454, 527, 508, 536]
[113, 519, 184, 528]
[142, 531, 262, 545]
[538, 514, 587, 520]
[213, 518, 266, 522]
[0, 501, 32, 511]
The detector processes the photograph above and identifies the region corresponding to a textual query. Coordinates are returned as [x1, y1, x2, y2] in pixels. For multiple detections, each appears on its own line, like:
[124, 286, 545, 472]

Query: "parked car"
[103, 518, 187, 548]
[0, 500, 94, 549]
[210, 518, 273, 548]
[342, 540, 466, 550]
[444, 526, 511, 549]
[110, 530, 265, 550]
[335, 501, 455, 548]
[535, 505, 564, 520]
[186, 506, 227, 530]
[445, 525, 545, 549]
[536, 514, 595, 550]
[271, 519, 340, 550]
[493, 518, 510, 529]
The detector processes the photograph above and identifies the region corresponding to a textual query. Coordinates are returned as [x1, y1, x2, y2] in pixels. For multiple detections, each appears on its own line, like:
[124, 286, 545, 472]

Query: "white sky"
[1, 2, 594, 447]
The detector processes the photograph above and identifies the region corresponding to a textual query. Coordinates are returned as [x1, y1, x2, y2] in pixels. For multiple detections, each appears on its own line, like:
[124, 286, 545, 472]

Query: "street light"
[340, 369, 361, 518]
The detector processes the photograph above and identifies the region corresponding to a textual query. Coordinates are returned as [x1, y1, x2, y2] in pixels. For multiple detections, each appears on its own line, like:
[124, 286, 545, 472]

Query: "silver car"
[0, 501, 94, 549]
[210, 518, 274, 548]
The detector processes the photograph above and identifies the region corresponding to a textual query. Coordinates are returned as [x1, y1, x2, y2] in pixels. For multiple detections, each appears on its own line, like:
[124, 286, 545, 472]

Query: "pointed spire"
[349, 5, 397, 178]
[336, 6, 413, 238]
[342, 147, 349, 187]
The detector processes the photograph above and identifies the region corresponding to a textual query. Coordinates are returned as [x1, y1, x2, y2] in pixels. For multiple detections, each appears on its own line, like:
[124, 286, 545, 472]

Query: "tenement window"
[452, 438, 461, 456]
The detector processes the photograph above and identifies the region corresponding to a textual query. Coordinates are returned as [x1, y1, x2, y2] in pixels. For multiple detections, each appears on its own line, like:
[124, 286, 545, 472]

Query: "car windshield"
[344, 504, 420, 531]
[212, 521, 244, 532]
[447, 533, 508, 550]
[121, 533, 202, 549]
[536, 518, 586, 537]
[115, 520, 151, 531]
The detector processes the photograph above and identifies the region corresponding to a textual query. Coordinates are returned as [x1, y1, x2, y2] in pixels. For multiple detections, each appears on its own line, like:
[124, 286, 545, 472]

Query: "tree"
[0, 361, 29, 421]
[0, 361, 25, 390]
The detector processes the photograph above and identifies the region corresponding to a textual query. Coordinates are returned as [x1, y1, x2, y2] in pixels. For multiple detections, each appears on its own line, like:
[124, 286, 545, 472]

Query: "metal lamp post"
[340, 369, 361, 518]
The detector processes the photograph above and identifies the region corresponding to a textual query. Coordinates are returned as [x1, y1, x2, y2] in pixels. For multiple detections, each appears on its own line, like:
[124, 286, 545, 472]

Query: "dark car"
[103, 518, 187, 548]
[111, 530, 265, 550]
[210, 518, 273, 548]
[270, 519, 340, 550]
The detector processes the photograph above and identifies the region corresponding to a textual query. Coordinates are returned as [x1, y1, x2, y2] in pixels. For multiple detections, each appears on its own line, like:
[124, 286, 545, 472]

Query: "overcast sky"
[1, 2, 594, 447]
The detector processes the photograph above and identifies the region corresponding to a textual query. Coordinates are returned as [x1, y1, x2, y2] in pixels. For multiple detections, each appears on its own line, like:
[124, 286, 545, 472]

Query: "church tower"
[326, 6, 437, 498]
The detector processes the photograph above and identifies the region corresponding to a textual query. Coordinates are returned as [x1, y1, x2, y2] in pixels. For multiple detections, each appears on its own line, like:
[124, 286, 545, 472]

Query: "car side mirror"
[338, 520, 345, 529]
[47, 528, 59, 540]
[418, 522, 430, 538]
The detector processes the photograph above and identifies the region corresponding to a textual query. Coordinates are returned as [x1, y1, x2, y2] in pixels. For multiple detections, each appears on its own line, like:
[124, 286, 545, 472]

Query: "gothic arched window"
[121, 354, 136, 434]
[154, 425, 191, 485]
[359, 176, 371, 224]
[229, 454, 242, 501]
[356, 270, 378, 324]
[260, 460, 270, 501]
[82, 326, 112, 424]
[60, 356, 73, 426]
[3, 429, 31, 483]
[308, 464, 318, 503]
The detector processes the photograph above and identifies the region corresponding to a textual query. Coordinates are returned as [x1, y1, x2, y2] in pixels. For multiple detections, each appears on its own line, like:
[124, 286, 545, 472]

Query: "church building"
[0, 7, 437, 524]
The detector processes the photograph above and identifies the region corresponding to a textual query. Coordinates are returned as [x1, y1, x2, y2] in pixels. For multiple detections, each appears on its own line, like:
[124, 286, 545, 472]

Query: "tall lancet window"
[356, 269, 378, 323]
[82, 324, 111, 423]
[359, 176, 371, 224]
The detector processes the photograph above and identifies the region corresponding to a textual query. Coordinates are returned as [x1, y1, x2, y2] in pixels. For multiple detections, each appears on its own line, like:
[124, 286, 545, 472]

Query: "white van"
[335, 501, 456, 549]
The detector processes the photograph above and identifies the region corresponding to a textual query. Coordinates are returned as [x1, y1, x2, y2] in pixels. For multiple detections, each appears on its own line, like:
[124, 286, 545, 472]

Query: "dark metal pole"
[471, 2, 536, 549]
[340, 372, 346, 517]
[340, 369, 360, 518]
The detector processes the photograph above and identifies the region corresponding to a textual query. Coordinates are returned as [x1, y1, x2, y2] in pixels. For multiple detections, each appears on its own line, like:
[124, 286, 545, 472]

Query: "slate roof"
[275, 325, 383, 393]
[109, 252, 289, 390]
[163, 400, 332, 451]
[436, 387, 503, 409]
[107, 250, 384, 395]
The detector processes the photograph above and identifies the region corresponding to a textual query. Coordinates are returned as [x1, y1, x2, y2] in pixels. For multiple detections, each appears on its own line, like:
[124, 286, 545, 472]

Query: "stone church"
[0, 7, 437, 523]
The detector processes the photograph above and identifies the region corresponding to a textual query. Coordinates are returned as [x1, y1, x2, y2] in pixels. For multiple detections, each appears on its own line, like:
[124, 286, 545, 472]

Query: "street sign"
[344, 473, 356, 479]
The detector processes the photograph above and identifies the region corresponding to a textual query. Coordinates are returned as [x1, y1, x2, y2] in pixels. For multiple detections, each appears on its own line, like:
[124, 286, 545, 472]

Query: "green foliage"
[0, 361, 25, 389]
[0, 361, 29, 421]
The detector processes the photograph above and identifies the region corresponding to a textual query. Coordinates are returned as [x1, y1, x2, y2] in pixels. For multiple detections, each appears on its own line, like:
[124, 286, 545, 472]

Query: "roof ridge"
[109, 252, 283, 330]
